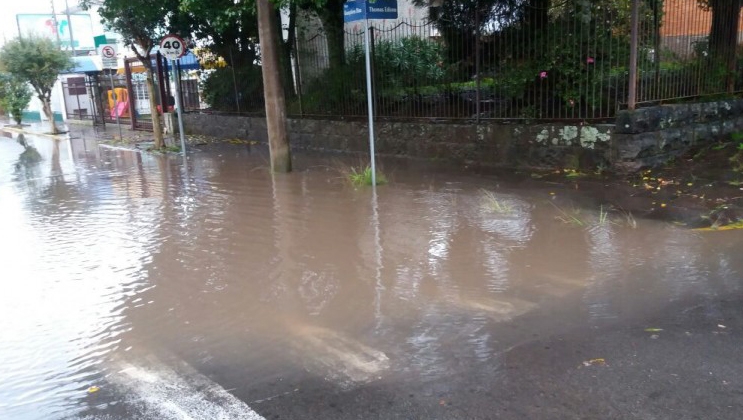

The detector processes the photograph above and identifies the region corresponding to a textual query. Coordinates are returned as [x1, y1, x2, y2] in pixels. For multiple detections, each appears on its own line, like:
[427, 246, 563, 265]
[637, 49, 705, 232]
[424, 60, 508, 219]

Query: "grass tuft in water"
[549, 201, 586, 227]
[146, 145, 181, 154]
[552, 202, 638, 229]
[616, 207, 638, 229]
[348, 166, 387, 187]
[480, 189, 514, 214]
[598, 205, 609, 226]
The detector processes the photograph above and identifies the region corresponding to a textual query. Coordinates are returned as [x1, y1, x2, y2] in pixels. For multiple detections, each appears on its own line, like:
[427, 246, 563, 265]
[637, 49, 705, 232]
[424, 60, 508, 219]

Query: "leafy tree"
[298, 0, 345, 70]
[697, 0, 742, 92]
[0, 74, 33, 126]
[81, 0, 182, 149]
[0, 36, 71, 134]
[179, 0, 259, 68]
[180, 0, 270, 112]
[201, 66, 264, 112]
[412, 0, 523, 66]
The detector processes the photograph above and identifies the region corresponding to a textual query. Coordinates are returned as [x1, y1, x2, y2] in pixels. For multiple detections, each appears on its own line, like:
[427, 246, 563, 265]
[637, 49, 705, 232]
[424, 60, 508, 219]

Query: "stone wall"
[183, 98, 743, 172]
[183, 113, 613, 170]
[613, 99, 743, 171]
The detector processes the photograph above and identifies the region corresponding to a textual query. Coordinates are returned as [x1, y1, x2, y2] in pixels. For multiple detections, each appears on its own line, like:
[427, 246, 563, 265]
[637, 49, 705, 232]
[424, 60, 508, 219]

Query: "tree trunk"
[318, 0, 345, 70]
[709, 0, 741, 93]
[524, 0, 550, 30]
[144, 67, 165, 148]
[257, 0, 292, 173]
[40, 96, 58, 134]
[12, 109, 22, 126]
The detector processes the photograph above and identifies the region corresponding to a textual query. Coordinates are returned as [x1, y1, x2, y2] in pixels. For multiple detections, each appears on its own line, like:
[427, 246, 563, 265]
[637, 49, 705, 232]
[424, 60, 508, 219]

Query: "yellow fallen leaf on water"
[693, 221, 743, 232]
[644, 328, 663, 332]
[87, 386, 100, 394]
[582, 358, 606, 367]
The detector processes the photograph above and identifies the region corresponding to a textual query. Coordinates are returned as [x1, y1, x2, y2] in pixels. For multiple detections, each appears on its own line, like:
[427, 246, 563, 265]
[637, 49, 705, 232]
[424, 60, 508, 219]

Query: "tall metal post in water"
[172, 58, 187, 156]
[475, 4, 481, 123]
[364, 19, 377, 186]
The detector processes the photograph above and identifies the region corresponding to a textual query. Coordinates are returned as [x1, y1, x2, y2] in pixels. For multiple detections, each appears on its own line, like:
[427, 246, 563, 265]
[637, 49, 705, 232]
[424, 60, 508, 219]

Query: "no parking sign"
[99, 44, 117, 69]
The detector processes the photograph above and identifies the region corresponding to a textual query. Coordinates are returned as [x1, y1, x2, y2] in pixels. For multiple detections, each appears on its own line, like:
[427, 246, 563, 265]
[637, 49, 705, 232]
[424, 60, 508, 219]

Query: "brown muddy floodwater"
[1, 131, 742, 419]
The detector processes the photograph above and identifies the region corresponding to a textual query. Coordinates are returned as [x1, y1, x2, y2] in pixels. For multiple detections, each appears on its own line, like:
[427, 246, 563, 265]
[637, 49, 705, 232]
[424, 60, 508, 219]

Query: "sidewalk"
[2, 121, 71, 140]
[67, 122, 235, 149]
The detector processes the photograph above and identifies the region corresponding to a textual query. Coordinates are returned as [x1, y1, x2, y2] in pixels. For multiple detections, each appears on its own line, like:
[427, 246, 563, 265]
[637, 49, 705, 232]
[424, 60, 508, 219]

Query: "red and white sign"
[159, 35, 186, 61]
[98, 44, 118, 69]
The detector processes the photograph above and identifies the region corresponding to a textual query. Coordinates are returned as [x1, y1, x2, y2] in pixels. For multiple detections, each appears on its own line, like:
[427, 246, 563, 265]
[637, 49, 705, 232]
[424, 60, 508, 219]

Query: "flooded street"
[2, 131, 743, 420]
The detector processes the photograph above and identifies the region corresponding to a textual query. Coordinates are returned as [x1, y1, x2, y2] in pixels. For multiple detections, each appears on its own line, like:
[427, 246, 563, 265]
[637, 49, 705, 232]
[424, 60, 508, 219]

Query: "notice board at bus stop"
[344, 0, 398, 22]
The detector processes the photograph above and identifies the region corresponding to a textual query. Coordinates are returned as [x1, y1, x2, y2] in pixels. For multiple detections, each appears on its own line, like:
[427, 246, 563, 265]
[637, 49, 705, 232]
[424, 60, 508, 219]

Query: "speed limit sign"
[159, 34, 186, 60]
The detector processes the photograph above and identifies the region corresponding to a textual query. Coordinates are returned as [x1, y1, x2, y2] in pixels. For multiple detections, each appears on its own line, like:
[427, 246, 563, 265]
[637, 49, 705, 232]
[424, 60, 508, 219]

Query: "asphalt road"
[73, 295, 743, 420]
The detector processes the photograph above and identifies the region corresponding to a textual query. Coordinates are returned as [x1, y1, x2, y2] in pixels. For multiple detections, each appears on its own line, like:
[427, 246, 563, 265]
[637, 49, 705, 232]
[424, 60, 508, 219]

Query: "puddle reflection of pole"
[66, 136, 75, 166]
[181, 148, 190, 199]
[51, 140, 63, 179]
[270, 172, 290, 299]
[371, 185, 385, 332]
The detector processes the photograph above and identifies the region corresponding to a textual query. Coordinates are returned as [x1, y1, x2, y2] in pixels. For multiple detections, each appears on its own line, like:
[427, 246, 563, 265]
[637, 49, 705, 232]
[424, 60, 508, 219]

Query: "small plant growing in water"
[598, 205, 609, 226]
[480, 189, 514, 214]
[551, 202, 637, 229]
[348, 166, 387, 187]
[550, 201, 585, 227]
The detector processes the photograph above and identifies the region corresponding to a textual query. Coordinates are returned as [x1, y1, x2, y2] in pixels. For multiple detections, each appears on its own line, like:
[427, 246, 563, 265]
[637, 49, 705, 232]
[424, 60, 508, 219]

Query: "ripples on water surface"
[0, 132, 742, 419]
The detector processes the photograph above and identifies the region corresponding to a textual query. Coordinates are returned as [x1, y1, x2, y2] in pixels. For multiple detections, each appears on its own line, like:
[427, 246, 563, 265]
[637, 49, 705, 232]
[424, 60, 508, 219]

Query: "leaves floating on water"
[582, 358, 607, 367]
[693, 221, 743, 232]
[644, 328, 664, 332]
[87, 386, 100, 394]
[564, 170, 586, 179]
[228, 139, 259, 145]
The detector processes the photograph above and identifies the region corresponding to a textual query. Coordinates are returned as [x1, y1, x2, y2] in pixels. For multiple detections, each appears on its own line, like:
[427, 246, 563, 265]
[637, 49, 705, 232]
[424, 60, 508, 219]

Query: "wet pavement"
[1, 127, 743, 420]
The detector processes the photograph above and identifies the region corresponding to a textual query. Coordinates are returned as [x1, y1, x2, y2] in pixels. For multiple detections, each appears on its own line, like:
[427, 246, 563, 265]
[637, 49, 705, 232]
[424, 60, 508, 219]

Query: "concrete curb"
[2, 125, 69, 140]
[98, 143, 142, 153]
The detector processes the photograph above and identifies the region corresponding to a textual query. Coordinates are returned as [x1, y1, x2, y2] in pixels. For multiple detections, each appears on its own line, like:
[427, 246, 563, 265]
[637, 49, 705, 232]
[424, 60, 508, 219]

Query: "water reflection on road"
[1, 132, 742, 419]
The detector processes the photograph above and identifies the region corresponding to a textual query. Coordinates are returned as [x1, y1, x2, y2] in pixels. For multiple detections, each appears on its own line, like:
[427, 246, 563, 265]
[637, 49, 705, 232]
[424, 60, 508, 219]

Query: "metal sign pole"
[173, 58, 187, 156]
[363, 18, 377, 186]
[109, 71, 123, 140]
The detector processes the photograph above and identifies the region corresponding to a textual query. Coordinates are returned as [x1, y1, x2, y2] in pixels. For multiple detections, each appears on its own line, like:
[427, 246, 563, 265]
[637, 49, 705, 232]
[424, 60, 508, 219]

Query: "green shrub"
[201, 65, 264, 112]
[296, 36, 446, 115]
[0, 74, 32, 125]
[349, 36, 446, 95]
[296, 64, 367, 116]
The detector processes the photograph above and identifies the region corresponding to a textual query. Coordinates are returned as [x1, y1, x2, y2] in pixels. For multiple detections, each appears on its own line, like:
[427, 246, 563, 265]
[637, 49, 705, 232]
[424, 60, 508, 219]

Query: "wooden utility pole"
[257, 0, 292, 173]
[64, 0, 76, 55]
[50, 0, 62, 47]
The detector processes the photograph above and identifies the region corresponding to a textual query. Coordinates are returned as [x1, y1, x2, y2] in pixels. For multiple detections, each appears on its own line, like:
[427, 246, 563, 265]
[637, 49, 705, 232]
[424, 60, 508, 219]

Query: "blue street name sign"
[344, 0, 398, 22]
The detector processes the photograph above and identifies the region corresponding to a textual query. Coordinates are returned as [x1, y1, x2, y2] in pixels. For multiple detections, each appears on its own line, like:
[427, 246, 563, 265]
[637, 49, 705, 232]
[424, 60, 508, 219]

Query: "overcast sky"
[0, 0, 106, 45]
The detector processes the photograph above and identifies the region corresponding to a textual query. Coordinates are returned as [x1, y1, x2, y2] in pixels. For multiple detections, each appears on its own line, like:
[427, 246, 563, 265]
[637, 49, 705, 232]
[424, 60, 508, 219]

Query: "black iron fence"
[189, 0, 743, 122]
[61, 75, 107, 124]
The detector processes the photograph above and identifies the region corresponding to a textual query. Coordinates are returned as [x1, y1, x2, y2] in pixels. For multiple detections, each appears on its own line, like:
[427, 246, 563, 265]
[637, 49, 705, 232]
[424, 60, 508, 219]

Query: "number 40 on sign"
[159, 34, 186, 61]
